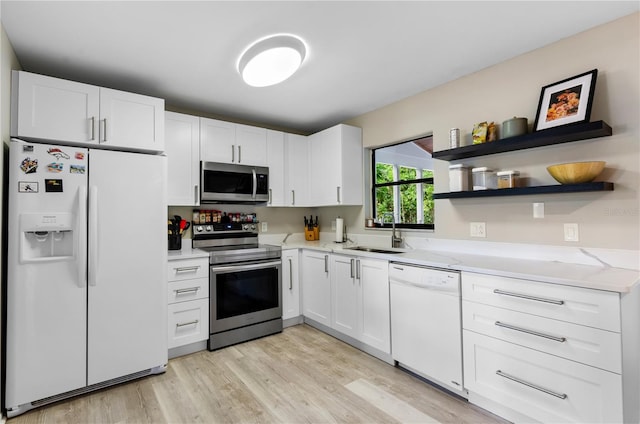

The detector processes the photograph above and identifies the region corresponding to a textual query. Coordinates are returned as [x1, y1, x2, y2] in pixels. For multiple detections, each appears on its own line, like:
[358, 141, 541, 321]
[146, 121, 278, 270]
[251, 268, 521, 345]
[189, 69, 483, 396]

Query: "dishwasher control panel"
[389, 263, 460, 294]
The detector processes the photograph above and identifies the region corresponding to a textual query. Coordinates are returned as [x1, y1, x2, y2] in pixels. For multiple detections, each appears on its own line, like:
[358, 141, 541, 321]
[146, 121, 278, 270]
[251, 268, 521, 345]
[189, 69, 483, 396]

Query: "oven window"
[216, 267, 279, 319]
[203, 170, 253, 194]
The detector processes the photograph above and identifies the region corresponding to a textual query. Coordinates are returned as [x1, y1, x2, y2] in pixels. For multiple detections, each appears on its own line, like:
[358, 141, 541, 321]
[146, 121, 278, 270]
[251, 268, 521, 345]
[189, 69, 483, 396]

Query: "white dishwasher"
[389, 262, 466, 397]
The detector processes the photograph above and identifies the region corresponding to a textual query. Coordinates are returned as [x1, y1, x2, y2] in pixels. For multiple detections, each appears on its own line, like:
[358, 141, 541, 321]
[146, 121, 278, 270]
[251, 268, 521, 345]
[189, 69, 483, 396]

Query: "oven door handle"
[211, 260, 281, 273]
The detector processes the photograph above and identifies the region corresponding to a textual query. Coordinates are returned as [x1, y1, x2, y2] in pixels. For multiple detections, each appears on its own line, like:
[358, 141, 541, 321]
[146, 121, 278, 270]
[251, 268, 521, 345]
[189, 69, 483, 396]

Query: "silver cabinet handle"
[269, 188, 273, 205]
[176, 319, 199, 328]
[175, 266, 200, 273]
[493, 289, 564, 305]
[231, 145, 235, 162]
[337, 186, 341, 203]
[288, 258, 293, 290]
[496, 370, 567, 399]
[100, 118, 107, 142]
[350, 258, 355, 278]
[194, 185, 199, 205]
[356, 259, 361, 280]
[238, 145, 242, 163]
[324, 255, 329, 273]
[175, 287, 200, 295]
[495, 321, 566, 343]
[89, 117, 95, 141]
[291, 190, 295, 206]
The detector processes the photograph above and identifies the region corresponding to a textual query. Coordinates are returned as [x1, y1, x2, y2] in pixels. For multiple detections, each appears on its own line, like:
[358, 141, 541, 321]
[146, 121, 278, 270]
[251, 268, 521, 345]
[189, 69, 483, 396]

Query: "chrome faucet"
[382, 212, 403, 248]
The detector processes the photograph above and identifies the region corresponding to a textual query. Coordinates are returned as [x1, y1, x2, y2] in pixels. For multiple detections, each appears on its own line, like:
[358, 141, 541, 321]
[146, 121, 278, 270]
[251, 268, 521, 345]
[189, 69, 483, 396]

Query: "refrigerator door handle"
[78, 186, 88, 288]
[89, 185, 99, 287]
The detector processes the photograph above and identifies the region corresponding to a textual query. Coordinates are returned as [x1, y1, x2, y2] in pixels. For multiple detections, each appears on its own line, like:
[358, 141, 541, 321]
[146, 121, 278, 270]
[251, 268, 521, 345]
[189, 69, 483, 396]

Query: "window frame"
[370, 142, 435, 231]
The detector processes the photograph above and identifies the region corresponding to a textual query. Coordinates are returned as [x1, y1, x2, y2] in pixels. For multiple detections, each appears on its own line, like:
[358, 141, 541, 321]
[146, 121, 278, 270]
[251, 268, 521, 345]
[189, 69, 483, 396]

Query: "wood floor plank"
[7, 324, 508, 424]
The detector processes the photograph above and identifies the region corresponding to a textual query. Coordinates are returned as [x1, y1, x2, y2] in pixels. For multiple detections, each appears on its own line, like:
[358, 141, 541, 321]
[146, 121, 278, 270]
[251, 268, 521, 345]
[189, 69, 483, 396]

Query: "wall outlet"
[533, 202, 545, 219]
[261, 222, 268, 232]
[331, 220, 336, 230]
[564, 223, 579, 242]
[470, 222, 486, 238]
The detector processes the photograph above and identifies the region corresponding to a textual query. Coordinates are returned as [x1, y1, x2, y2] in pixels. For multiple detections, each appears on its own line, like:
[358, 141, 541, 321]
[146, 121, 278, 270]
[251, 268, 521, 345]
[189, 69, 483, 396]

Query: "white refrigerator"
[5, 139, 168, 417]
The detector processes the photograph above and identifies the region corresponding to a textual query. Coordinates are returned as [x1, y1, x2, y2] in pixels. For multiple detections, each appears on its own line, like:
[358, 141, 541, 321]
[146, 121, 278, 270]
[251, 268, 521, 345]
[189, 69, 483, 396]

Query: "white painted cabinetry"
[301, 250, 331, 326]
[200, 117, 267, 166]
[282, 249, 301, 324]
[285, 133, 309, 206]
[266, 130, 285, 206]
[165, 112, 200, 206]
[462, 272, 628, 424]
[331, 255, 359, 339]
[308, 124, 363, 206]
[167, 257, 209, 354]
[12, 70, 164, 152]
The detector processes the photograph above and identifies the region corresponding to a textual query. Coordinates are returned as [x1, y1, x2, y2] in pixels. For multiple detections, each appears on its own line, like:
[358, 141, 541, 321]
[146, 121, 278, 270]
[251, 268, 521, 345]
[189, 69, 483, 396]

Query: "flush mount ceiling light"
[238, 34, 307, 87]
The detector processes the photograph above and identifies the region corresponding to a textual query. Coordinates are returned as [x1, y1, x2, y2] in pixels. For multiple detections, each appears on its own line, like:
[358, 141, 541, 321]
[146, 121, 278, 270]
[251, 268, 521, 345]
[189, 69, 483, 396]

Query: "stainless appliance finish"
[192, 222, 282, 350]
[200, 161, 269, 204]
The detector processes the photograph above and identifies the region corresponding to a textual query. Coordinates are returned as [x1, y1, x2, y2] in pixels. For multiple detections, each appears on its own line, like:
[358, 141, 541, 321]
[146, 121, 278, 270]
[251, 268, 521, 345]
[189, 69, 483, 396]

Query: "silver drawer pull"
[175, 287, 200, 295]
[493, 289, 564, 305]
[175, 266, 200, 273]
[495, 321, 566, 343]
[496, 370, 567, 399]
[176, 319, 199, 328]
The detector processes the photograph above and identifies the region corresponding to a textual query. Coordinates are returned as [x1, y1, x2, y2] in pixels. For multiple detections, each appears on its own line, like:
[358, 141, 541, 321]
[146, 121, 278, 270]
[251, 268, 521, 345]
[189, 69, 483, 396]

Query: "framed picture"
[533, 69, 598, 131]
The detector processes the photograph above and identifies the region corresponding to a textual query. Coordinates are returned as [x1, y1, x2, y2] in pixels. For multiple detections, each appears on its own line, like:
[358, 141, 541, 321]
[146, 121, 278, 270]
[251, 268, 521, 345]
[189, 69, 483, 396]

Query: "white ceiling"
[2, 1, 638, 134]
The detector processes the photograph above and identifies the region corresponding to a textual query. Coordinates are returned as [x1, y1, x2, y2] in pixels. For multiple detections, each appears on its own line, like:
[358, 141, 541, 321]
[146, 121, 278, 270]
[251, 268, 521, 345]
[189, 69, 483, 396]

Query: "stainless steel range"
[192, 222, 282, 351]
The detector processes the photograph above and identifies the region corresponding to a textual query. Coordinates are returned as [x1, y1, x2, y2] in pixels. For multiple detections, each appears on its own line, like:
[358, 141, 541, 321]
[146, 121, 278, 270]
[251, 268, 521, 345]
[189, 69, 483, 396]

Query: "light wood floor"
[8, 324, 508, 423]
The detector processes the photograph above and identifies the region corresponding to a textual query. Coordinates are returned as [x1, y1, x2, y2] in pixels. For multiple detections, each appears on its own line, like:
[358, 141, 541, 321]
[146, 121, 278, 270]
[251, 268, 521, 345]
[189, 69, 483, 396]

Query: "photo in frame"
[533, 69, 598, 131]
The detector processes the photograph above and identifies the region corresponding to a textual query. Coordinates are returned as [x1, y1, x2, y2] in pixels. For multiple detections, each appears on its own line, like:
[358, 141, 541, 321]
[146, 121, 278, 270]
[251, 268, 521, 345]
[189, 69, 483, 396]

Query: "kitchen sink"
[345, 246, 403, 254]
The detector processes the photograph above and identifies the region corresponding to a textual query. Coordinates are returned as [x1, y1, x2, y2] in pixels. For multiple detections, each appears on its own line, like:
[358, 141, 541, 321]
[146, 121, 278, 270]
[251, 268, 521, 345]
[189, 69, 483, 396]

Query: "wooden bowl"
[546, 161, 606, 184]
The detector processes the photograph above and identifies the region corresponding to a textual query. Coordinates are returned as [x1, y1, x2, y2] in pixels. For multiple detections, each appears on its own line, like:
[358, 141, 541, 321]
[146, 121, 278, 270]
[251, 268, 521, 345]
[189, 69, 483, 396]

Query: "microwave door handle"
[252, 168, 257, 199]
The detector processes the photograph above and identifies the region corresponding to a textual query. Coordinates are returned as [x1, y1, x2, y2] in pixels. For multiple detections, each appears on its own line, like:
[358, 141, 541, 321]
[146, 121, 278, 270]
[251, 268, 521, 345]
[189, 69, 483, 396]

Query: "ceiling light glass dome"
[238, 34, 307, 87]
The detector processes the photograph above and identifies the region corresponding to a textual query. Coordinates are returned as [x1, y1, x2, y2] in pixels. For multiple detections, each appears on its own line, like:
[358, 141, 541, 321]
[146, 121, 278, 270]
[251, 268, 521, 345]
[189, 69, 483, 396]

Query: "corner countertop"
[278, 238, 640, 294]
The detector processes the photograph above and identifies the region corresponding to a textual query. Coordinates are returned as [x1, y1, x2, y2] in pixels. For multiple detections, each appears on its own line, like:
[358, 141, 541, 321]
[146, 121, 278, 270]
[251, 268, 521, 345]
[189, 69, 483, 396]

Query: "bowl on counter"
[546, 161, 606, 184]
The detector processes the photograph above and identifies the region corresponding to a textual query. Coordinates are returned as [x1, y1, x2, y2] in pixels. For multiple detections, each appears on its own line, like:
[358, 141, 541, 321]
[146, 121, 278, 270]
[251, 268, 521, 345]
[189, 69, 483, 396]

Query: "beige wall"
[345, 13, 639, 250]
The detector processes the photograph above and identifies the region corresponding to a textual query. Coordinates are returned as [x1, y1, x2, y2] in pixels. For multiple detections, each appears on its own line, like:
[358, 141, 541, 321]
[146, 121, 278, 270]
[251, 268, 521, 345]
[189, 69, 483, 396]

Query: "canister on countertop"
[472, 167, 497, 190]
[497, 170, 520, 188]
[449, 128, 461, 148]
[449, 164, 470, 192]
[502, 117, 528, 139]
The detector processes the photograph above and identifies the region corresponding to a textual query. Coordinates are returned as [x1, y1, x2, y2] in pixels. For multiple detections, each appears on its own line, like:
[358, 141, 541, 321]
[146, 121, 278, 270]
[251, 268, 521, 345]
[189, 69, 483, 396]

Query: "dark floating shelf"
[434, 182, 614, 199]
[432, 121, 612, 161]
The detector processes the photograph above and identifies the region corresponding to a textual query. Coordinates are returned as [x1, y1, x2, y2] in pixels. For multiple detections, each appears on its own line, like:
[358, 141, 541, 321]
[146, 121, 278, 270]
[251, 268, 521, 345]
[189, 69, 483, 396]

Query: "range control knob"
[242, 224, 249, 231]
[205, 225, 212, 232]
[195, 226, 204, 232]
[250, 224, 256, 231]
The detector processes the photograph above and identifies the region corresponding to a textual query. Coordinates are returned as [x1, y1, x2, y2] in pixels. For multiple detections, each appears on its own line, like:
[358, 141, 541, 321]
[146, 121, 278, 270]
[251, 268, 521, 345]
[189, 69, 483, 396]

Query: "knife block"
[305, 228, 315, 241]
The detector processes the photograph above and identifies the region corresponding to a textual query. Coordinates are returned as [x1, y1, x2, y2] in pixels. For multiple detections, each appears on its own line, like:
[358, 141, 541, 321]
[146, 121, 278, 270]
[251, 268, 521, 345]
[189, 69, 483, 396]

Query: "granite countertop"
[279, 238, 640, 294]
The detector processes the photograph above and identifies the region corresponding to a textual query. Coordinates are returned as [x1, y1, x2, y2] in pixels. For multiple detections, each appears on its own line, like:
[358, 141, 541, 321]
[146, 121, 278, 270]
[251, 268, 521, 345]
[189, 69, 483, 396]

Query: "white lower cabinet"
[167, 257, 209, 352]
[282, 249, 301, 322]
[302, 250, 390, 356]
[464, 330, 623, 424]
[462, 271, 628, 423]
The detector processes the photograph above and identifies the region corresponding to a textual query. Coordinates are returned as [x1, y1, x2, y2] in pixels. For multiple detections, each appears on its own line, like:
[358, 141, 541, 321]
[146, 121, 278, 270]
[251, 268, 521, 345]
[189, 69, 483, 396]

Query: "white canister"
[472, 167, 497, 190]
[335, 217, 344, 242]
[449, 164, 470, 191]
[449, 128, 461, 148]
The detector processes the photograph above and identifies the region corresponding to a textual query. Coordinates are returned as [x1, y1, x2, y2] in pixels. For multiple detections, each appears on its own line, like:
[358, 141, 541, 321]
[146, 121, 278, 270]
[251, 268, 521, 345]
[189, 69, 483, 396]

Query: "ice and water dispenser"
[19, 213, 76, 262]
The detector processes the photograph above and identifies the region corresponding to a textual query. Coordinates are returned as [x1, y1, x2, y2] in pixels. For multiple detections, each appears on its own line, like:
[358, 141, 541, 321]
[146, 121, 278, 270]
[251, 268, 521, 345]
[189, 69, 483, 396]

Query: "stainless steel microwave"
[200, 161, 269, 204]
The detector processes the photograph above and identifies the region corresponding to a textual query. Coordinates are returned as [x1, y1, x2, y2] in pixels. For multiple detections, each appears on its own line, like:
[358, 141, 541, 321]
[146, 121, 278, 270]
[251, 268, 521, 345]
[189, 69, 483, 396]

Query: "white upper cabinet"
[308, 124, 363, 206]
[98, 87, 165, 152]
[266, 130, 285, 206]
[200, 118, 267, 166]
[11, 71, 164, 152]
[165, 112, 200, 206]
[285, 133, 309, 207]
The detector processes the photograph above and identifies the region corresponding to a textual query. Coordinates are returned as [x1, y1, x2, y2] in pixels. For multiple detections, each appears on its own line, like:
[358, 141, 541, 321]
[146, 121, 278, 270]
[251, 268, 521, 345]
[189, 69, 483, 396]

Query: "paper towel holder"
[334, 216, 347, 243]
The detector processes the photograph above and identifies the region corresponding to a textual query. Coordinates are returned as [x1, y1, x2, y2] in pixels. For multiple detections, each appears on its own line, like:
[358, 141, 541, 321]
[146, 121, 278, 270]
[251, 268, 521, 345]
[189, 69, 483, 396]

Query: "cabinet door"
[236, 123, 267, 166]
[99, 87, 164, 152]
[282, 249, 300, 320]
[12, 70, 100, 144]
[309, 126, 340, 205]
[266, 130, 285, 206]
[338, 125, 363, 205]
[165, 112, 200, 206]
[200, 117, 235, 163]
[168, 299, 209, 348]
[285, 134, 309, 206]
[331, 255, 358, 338]
[301, 250, 331, 326]
[358, 258, 390, 353]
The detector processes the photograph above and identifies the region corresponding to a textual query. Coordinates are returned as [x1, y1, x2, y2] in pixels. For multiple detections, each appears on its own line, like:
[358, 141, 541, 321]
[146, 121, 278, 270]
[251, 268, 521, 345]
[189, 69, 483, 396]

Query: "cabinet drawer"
[462, 272, 620, 332]
[167, 258, 208, 282]
[464, 330, 623, 423]
[463, 301, 621, 373]
[168, 278, 209, 304]
[168, 299, 209, 349]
